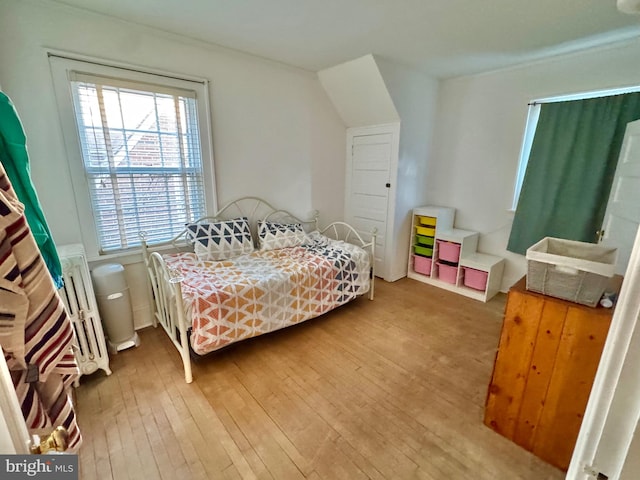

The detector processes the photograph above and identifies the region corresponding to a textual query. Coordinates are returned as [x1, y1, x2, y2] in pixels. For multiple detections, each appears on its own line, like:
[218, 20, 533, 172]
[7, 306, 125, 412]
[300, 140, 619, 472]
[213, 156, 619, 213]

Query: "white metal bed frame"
[140, 197, 376, 383]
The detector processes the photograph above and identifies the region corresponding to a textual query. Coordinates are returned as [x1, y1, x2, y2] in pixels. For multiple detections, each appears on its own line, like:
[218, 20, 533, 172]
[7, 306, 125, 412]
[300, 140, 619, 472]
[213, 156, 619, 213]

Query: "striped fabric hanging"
[0, 163, 81, 451]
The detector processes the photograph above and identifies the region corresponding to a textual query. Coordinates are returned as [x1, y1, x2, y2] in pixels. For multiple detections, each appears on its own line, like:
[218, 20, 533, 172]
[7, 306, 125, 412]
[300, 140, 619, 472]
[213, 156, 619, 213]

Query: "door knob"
[30, 426, 69, 454]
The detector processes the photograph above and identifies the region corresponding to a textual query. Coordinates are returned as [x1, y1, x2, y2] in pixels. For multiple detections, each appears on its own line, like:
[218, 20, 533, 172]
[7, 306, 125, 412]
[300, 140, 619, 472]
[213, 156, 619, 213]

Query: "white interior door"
[601, 119, 640, 275]
[567, 225, 640, 480]
[0, 352, 31, 454]
[590, 304, 640, 479]
[346, 125, 396, 279]
[620, 422, 640, 479]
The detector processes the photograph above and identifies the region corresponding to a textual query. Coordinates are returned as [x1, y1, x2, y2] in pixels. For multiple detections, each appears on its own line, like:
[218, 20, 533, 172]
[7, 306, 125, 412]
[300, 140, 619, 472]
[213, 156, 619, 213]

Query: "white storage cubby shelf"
[407, 206, 505, 302]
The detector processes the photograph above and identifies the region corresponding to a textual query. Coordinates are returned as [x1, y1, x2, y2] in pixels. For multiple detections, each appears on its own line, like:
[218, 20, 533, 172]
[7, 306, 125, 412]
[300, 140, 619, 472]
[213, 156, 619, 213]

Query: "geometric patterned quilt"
[163, 235, 371, 355]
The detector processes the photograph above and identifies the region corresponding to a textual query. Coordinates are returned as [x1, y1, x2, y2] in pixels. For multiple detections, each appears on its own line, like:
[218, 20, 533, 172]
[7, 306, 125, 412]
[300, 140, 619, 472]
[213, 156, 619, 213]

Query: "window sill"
[87, 249, 145, 267]
[86, 242, 186, 268]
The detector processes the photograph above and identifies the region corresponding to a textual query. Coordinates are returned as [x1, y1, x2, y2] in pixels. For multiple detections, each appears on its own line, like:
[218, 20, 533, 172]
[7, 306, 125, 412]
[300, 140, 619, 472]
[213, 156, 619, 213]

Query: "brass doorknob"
[30, 426, 69, 454]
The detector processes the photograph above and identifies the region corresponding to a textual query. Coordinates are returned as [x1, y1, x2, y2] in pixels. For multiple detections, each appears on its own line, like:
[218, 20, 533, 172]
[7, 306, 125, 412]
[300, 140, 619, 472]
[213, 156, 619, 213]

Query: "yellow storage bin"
[418, 215, 437, 227]
[416, 225, 436, 236]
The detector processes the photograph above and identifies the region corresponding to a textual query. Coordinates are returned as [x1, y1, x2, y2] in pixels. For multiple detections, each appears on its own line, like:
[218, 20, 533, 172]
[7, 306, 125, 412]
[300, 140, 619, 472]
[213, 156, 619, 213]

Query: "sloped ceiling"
[49, 0, 640, 78]
[318, 55, 399, 127]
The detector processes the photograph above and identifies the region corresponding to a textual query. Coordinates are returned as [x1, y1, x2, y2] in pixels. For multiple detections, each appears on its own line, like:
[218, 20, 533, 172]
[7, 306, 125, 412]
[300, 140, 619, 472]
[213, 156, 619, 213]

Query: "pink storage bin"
[437, 240, 461, 263]
[437, 262, 458, 284]
[413, 255, 432, 276]
[463, 267, 488, 291]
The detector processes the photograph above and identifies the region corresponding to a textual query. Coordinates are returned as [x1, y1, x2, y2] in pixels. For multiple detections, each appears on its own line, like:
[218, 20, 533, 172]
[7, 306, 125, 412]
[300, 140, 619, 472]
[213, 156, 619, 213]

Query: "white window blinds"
[69, 72, 206, 253]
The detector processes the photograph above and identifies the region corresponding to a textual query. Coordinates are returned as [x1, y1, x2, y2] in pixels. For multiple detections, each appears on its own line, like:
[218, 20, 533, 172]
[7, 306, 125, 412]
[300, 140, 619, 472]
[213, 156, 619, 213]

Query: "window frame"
[49, 53, 217, 260]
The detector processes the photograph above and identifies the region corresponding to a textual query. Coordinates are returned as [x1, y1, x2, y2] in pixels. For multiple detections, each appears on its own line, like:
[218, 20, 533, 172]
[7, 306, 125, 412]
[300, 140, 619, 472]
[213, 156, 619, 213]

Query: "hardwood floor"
[74, 278, 565, 479]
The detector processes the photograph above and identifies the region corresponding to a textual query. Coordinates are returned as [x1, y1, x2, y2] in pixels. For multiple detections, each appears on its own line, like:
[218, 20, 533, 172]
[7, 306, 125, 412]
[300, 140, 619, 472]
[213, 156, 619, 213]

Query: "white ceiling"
[52, 0, 640, 78]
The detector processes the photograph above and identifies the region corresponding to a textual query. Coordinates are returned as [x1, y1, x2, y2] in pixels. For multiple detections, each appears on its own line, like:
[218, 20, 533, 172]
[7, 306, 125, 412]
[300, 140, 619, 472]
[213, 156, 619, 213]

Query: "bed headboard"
[201, 196, 319, 243]
[140, 196, 319, 251]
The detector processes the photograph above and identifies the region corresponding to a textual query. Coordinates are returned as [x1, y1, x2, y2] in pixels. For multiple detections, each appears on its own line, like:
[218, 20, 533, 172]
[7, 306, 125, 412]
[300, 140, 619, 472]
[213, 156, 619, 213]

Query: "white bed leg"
[369, 272, 375, 300]
[172, 281, 194, 384]
[182, 350, 193, 384]
[369, 229, 376, 300]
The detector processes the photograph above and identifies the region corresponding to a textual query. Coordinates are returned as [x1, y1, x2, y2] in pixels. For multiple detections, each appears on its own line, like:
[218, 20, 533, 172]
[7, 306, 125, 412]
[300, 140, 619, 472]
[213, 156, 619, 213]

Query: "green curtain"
[507, 92, 640, 255]
[0, 91, 63, 288]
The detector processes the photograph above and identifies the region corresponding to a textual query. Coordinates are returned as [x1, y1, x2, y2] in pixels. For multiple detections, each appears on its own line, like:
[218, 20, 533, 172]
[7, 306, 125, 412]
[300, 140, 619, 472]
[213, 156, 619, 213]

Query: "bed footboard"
[140, 237, 193, 383]
[319, 222, 377, 300]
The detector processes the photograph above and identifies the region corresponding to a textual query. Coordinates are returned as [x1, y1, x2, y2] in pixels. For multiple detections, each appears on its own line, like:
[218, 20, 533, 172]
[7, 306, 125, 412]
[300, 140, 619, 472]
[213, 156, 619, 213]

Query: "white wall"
[0, 0, 345, 328]
[376, 57, 439, 281]
[430, 37, 640, 290]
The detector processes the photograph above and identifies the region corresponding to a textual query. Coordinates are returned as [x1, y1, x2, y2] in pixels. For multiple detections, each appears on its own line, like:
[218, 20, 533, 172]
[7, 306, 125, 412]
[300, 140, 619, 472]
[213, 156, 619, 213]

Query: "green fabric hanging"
[507, 92, 640, 255]
[0, 92, 63, 288]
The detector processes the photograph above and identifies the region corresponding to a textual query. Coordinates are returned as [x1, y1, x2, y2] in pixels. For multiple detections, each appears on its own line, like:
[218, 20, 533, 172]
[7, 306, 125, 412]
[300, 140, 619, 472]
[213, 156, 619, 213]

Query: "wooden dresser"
[484, 276, 614, 471]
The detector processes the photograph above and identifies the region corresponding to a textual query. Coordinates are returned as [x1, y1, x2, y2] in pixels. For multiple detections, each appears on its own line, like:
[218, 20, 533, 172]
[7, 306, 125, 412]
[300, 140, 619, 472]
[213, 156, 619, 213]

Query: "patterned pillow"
[302, 230, 330, 247]
[185, 217, 254, 260]
[258, 221, 307, 251]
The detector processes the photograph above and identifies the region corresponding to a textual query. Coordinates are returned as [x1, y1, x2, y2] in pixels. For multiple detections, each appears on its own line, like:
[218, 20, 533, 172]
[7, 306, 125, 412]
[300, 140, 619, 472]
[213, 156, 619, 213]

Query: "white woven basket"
[525, 237, 617, 307]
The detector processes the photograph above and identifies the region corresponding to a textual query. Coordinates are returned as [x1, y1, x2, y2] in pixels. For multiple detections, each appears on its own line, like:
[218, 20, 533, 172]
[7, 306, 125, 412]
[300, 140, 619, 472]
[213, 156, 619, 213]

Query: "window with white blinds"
[68, 72, 207, 253]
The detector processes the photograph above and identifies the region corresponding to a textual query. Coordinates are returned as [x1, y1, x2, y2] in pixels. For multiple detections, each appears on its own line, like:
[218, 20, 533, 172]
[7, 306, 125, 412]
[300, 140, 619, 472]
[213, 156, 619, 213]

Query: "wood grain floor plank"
[75, 278, 564, 480]
[201, 374, 275, 480]
[205, 372, 306, 479]
[267, 340, 462, 479]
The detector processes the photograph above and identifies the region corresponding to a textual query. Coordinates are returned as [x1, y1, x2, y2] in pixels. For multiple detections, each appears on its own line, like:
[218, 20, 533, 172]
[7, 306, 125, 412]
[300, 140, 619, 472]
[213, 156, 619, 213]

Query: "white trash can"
[91, 263, 140, 353]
